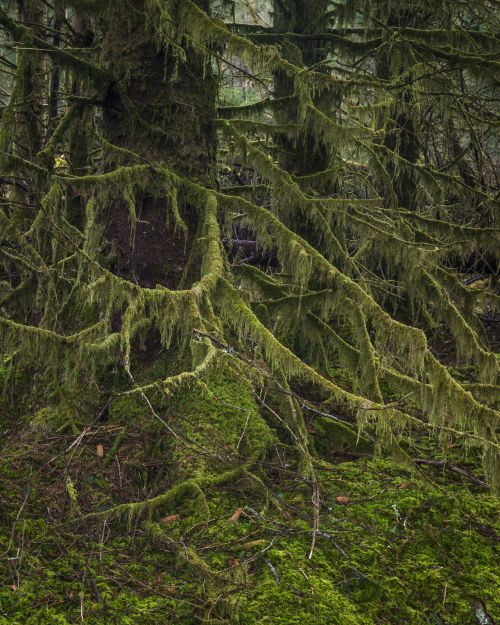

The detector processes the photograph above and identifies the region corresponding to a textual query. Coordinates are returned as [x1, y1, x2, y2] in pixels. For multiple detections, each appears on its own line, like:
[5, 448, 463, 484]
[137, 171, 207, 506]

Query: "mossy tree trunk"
[373, 8, 424, 210]
[17, 0, 43, 160]
[98, 0, 218, 287]
[272, 0, 331, 179]
[66, 13, 93, 231]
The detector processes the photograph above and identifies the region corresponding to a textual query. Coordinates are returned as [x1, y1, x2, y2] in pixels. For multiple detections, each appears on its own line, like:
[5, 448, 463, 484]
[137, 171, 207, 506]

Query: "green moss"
[108, 393, 153, 425]
[0, 277, 498, 625]
[1, 428, 499, 624]
[172, 365, 276, 457]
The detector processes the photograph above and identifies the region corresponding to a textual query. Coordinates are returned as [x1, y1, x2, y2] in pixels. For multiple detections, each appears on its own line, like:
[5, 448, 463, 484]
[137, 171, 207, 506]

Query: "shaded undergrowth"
[0, 356, 499, 625]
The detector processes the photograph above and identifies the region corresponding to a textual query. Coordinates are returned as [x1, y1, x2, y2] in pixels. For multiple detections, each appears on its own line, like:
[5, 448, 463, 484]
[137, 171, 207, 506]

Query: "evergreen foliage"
[0, 0, 499, 622]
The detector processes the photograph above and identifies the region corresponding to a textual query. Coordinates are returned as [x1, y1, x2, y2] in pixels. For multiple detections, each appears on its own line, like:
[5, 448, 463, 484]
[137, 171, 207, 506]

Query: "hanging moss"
[0, 2, 499, 622]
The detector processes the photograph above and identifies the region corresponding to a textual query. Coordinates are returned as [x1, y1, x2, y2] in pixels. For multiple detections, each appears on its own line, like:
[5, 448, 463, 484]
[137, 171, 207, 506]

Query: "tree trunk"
[66, 13, 92, 231]
[98, 0, 217, 288]
[17, 0, 43, 159]
[272, 0, 331, 179]
[373, 9, 424, 210]
[100, 0, 216, 182]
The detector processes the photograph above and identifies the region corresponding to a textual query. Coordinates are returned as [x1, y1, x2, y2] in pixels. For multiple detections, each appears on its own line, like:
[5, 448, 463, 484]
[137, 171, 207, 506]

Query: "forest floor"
[1, 351, 499, 625]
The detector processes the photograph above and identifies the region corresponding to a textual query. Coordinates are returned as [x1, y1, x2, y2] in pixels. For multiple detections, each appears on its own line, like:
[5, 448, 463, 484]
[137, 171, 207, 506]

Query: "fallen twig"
[413, 458, 489, 488]
[258, 555, 279, 583]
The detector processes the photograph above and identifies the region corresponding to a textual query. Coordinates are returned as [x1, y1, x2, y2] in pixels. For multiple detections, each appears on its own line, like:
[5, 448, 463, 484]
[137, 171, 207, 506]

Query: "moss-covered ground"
[0, 356, 499, 624]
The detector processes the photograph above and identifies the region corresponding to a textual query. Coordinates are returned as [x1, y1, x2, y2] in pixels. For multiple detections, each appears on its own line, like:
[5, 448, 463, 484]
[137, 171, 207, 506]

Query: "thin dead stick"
[3, 484, 30, 557]
[125, 367, 183, 443]
[413, 458, 489, 488]
[42, 395, 116, 471]
[236, 409, 252, 451]
[308, 479, 320, 560]
[90, 394, 116, 426]
[317, 531, 368, 580]
[258, 555, 279, 583]
[115, 455, 123, 493]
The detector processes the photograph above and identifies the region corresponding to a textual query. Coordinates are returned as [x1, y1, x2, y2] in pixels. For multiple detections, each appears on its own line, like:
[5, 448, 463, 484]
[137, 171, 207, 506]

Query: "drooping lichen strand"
[219, 191, 428, 373]
[0, 0, 499, 524]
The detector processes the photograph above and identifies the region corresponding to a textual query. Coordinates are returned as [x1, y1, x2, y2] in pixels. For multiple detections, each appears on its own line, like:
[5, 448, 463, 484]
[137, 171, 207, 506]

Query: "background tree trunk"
[373, 8, 424, 210]
[272, 0, 331, 179]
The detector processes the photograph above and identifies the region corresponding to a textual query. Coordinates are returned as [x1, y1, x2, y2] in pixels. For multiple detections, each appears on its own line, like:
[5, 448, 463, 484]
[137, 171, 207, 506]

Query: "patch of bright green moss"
[1, 356, 499, 625]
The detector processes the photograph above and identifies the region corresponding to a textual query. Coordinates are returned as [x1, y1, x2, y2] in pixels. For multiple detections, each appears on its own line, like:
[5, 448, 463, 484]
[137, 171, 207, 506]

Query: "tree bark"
[373, 9, 425, 210]
[97, 0, 218, 288]
[272, 0, 331, 179]
[100, 0, 216, 183]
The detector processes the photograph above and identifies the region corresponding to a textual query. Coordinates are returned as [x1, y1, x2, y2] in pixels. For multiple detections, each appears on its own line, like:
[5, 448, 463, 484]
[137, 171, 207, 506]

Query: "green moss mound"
[1, 366, 499, 624]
